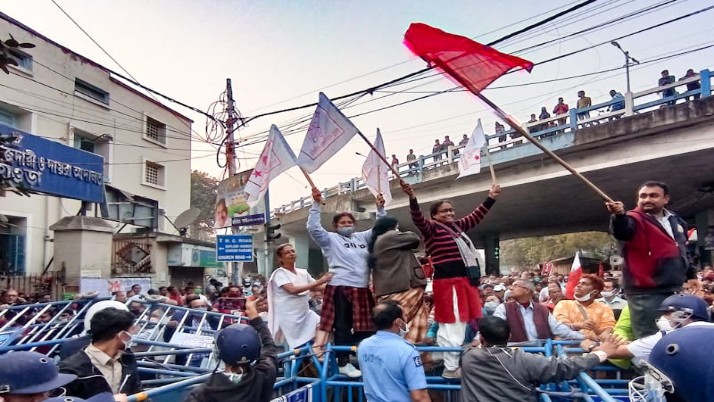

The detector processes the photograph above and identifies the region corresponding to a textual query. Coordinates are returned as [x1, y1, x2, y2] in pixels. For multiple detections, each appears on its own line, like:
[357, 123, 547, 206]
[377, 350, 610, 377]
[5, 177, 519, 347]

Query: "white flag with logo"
[244, 125, 297, 207]
[297, 92, 360, 173]
[457, 119, 487, 179]
[361, 129, 392, 205]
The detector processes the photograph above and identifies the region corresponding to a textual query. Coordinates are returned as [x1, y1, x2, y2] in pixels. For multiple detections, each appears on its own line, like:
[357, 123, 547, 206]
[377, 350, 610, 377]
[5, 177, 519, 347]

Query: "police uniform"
[358, 331, 427, 402]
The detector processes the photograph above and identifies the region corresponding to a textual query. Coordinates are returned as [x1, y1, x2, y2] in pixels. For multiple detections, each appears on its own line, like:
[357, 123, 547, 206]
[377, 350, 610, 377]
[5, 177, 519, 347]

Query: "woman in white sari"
[268, 244, 333, 349]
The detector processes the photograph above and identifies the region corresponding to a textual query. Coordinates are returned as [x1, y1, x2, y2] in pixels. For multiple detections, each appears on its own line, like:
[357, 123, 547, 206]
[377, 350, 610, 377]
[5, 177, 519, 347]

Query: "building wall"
[0, 14, 192, 277]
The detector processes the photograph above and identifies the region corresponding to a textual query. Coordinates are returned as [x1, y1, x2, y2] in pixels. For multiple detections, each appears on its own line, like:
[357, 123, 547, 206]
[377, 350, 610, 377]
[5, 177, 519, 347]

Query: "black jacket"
[58, 347, 142, 399]
[183, 318, 279, 402]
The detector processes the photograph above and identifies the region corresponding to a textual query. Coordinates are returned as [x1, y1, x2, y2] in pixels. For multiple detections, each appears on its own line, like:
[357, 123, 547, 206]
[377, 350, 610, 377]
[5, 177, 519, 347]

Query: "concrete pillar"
[49, 216, 114, 289]
[289, 234, 311, 269]
[483, 233, 501, 276]
[624, 92, 635, 117]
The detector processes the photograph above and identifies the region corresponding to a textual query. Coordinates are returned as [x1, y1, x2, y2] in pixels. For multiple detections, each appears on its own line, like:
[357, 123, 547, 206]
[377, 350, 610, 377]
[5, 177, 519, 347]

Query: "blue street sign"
[0, 123, 105, 203]
[216, 235, 254, 262]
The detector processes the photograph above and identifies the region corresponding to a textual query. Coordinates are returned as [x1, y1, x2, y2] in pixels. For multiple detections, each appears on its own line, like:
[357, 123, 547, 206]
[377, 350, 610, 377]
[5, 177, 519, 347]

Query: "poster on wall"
[80, 277, 152, 297]
[214, 169, 266, 228]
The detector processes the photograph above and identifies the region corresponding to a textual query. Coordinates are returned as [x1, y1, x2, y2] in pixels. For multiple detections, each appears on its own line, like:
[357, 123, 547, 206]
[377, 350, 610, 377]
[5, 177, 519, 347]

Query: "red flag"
[565, 252, 583, 299]
[403, 23, 534, 94]
[597, 262, 604, 278]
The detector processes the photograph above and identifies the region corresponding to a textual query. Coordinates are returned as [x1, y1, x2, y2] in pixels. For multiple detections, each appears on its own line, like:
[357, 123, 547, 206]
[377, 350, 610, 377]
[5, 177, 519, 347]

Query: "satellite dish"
[610, 255, 624, 266]
[174, 208, 202, 230]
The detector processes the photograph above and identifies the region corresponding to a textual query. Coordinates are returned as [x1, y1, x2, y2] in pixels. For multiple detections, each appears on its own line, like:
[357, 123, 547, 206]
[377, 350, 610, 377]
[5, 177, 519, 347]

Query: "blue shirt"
[358, 331, 427, 402]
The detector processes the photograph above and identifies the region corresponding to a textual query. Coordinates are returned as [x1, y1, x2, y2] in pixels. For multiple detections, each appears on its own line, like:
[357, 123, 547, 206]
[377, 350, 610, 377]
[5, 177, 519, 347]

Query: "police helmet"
[656, 294, 710, 322]
[215, 323, 261, 365]
[649, 325, 714, 402]
[0, 351, 76, 395]
[46, 392, 115, 402]
[83, 300, 130, 332]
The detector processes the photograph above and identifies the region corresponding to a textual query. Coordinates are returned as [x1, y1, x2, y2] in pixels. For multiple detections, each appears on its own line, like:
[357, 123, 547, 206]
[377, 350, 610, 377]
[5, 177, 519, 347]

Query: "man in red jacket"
[606, 181, 699, 338]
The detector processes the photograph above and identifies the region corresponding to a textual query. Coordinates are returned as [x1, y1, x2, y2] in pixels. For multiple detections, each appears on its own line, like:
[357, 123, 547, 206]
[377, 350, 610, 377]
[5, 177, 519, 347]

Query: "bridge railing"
[273, 69, 713, 216]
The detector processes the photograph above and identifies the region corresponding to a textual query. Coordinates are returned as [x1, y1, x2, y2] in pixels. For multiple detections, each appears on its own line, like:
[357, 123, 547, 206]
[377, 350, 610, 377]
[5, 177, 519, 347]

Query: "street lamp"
[611, 41, 640, 94]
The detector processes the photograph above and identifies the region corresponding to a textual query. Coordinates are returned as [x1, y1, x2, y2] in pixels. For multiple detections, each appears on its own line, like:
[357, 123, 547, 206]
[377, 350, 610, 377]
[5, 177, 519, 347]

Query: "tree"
[501, 231, 616, 271]
[190, 170, 219, 240]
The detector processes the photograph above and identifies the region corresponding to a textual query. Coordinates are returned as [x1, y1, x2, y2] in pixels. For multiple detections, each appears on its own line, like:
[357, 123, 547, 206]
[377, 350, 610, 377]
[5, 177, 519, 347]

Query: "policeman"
[358, 300, 430, 402]
[183, 298, 280, 402]
[0, 351, 76, 402]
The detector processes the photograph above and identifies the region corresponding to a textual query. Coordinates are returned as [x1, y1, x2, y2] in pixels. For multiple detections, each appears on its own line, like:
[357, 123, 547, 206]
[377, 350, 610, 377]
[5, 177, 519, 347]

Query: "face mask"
[194, 306, 207, 311]
[398, 319, 409, 337]
[120, 331, 134, 350]
[574, 291, 595, 302]
[600, 290, 617, 298]
[226, 371, 244, 384]
[656, 316, 674, 331]
[484, 301, 500, 312]
[337, 227, 355, 237]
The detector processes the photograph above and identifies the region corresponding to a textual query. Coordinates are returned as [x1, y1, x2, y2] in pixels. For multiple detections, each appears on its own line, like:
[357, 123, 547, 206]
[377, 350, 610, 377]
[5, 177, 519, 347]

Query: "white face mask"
[484, 301, 500, 311]
[120, 331, 134, 350]
[337, 227, 355, 237]
[398, 319, 409, 337]
[600, 290, 616, 299]
[656, 316, 674, 332]
[227, 371, 244, 384]
[574, 291, 595, 302]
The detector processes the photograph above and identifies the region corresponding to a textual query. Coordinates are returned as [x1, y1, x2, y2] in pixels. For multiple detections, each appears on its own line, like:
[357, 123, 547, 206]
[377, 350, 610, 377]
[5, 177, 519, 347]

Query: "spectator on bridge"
[368, 216, 429, 344]
[400, 180, 501, 379]
[432, 139, 443, 162]
[680, 68, 701, 101]
[494, 122, 506, 143]
[605, 181, 699, 338]
[358, 300, 431, 402]
[59, 308, 142, 400]
[553, 274, 616, 341]
[406, 149, 418, 172]
[608, 90, 625, 119]
[552, 97, 569, 130]
[267, 244, 333, 349]
[597, 278, 627, 320]
[575, 90, 592, 123]
[443, 135, 455, 156]
[493, 279, 584, 343]
[458, 133, 469, 147]
[658, 69, 677, 105]
[391, 154, 400, 169]
[184, 299, 280, 402]
[538, 107, 552, 137]
[307, 188, 386, 378]
[459, 316, 620, 402]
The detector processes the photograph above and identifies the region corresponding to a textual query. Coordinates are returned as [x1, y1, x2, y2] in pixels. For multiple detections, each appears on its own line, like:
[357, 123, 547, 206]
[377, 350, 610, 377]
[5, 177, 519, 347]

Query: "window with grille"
[145, 117, 167, 144]
[143, 161, 165, 188]
[8, 49, 32, 72]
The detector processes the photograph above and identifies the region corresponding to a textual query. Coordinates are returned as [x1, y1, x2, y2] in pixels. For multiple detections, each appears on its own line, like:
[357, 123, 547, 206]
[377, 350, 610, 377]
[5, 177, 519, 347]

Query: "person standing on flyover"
[400, 180, 501, 378]
[307, 187, 386, 378]
[605, 181, 699, 338]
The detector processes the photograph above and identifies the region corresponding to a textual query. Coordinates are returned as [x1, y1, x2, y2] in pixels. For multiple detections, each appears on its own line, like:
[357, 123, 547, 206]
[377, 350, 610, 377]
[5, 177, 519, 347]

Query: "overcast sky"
[3, 0, 713, 210]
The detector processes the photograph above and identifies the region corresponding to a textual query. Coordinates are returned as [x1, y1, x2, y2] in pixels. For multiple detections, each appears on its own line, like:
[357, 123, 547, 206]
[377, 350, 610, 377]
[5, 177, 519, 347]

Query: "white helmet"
[83, 300, 129, 332]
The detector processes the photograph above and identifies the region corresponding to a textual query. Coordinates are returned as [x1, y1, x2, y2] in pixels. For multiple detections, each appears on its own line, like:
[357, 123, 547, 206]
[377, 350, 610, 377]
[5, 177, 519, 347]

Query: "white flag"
[244, 125, 297, 207]
[457, 119, 487, 179]
[297, 92, 360, 173]
[361, 129, 392, 205]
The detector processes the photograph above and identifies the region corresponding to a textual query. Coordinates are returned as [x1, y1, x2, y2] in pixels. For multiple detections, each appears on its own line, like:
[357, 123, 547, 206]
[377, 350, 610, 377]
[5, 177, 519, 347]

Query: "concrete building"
[0, 13, 213, 290]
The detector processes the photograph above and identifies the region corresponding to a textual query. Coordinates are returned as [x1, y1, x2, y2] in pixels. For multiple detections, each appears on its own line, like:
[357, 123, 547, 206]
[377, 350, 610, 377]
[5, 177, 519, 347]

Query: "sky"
[3, 0, 714, 210]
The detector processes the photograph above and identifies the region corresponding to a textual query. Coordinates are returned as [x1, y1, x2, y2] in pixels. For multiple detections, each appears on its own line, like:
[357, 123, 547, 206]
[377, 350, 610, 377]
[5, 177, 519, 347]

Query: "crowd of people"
[400, 68, 703, 168]
[2, 179, 713, 402]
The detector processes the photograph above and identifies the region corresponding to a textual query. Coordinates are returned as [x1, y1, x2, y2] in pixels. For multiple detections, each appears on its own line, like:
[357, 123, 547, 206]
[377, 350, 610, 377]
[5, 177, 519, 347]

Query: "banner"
[457, 119, 487, 179]
[215, 169, 266, 228]
[361, 129, 392, 205]
[244, 125, 297, 208]
[297, 93, 359, 173]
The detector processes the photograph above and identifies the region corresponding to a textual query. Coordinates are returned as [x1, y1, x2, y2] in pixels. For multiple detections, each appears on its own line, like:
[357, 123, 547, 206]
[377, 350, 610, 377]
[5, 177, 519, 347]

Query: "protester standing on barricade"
[307, 187, 385, 378]
[368, 216, 429, 344]
[460, 316, 621, 402]
[183, 298, 279, 402]
[605, 181, 699, 338]
[400, 180, 500, 379]
[267, 243, 333, 349]
[59, 308, 141, 401]
[358, 300, 431, 402]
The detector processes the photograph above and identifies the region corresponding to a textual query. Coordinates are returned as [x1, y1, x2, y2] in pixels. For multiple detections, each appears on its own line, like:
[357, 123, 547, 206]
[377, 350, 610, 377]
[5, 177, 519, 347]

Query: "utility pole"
[224, 78, 241, 284]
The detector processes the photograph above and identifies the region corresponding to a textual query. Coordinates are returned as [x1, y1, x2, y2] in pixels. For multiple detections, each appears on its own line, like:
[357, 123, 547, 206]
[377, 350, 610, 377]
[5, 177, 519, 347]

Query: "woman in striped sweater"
[400, 180, 501, 378]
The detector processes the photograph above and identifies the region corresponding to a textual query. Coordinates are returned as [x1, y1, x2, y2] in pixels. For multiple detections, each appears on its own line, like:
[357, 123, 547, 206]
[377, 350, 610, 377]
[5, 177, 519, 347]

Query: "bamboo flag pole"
[355, 131, 402, 180]
[484, 146, 497, 184]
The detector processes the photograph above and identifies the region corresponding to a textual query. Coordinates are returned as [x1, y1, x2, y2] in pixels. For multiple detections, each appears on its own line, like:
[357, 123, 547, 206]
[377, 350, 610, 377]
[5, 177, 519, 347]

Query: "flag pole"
[300, 167, 318, 190]
[484, 147, 497, 184]
[475, 93, 613, 202]
[356, 131, 401, 179]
